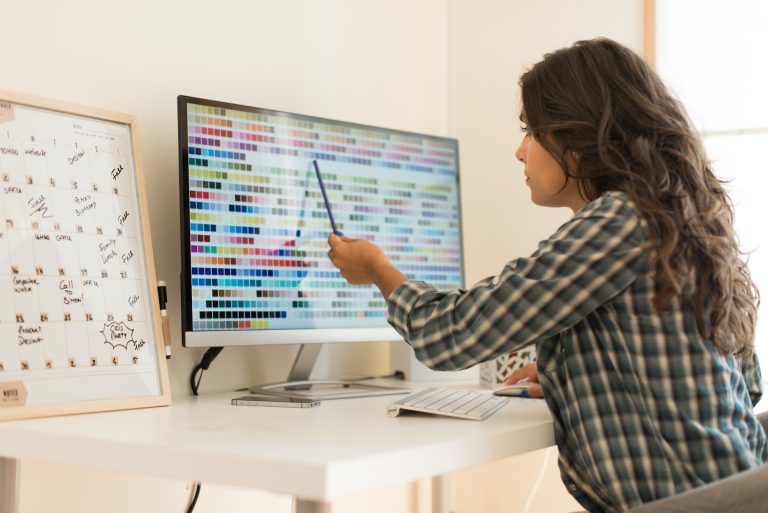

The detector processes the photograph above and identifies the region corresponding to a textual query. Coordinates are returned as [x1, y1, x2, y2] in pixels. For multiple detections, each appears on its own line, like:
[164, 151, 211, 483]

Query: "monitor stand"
[248, 344, 410, 400]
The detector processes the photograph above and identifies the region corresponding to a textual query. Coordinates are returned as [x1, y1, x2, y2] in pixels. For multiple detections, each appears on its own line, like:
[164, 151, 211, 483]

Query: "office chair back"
[627, 410, 768, 513]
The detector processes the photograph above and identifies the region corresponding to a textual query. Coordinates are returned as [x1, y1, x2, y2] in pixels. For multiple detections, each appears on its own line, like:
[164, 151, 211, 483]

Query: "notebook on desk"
[387, 387, 508, 420]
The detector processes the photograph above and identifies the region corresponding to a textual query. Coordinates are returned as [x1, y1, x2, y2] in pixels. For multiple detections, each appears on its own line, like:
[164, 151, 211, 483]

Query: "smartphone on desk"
[231, 395, 321, 408]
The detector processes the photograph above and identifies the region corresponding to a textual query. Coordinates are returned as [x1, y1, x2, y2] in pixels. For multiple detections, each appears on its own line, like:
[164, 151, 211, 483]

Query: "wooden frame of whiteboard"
[0, 89, 171, 420]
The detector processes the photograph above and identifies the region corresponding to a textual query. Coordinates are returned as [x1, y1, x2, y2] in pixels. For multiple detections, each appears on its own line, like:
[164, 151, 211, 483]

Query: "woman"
[326, 38, 766, 512]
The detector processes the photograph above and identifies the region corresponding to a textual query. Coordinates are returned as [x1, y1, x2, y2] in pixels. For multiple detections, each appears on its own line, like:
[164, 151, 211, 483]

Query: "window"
[655, 0, 768, 371]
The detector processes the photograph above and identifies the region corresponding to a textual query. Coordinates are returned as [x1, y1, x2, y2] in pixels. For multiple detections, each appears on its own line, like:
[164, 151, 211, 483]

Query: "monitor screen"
[178, 96, 464, 348]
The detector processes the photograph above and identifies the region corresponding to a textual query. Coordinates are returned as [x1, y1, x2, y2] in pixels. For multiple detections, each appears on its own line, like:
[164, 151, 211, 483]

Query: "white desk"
[0, 384, 554, 513]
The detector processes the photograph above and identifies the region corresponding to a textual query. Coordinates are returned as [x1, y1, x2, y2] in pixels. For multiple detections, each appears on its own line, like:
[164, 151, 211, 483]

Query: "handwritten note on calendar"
[0, 91, 170, 420]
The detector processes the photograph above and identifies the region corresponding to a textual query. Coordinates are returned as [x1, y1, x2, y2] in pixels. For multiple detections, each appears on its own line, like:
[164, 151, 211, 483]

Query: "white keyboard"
[387, 387, 508, 420]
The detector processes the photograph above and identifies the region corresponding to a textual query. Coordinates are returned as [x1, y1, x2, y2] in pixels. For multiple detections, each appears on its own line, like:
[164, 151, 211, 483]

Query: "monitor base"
[249, 380, 410, 400]
[249, 343, 410, 400]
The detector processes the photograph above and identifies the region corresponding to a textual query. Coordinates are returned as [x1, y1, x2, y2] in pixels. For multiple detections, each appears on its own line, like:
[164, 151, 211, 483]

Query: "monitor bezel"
[177, 95, 465, 348]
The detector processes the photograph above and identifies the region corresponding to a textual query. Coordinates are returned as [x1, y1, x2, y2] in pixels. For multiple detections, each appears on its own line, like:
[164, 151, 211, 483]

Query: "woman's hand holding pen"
[327, 233, 385, 284]
[327, 233, 408, 298]
[504, 362, 545, 398]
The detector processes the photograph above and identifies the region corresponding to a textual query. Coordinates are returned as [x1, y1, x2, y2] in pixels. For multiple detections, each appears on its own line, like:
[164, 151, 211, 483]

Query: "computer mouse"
[492, 384, 532, 397]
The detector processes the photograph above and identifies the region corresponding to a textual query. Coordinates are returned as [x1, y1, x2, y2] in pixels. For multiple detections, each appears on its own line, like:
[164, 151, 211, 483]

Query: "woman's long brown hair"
[520, 38, 758, 357]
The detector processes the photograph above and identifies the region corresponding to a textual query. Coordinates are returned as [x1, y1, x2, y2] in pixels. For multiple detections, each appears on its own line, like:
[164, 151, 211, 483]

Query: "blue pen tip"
[521, 389, 529, 398]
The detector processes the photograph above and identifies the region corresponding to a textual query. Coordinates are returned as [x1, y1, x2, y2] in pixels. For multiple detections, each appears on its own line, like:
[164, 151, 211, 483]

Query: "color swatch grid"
[186, 103, 463, 331]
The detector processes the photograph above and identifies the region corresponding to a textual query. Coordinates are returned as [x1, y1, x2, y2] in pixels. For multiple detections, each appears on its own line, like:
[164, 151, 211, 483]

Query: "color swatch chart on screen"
[0, 103, 158, 395]
[186, 103, 463, 331]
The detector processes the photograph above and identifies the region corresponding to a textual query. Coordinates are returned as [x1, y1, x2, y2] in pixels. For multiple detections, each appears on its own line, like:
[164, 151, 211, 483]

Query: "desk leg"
[0, 457, 19, 513]
[410, 476, 454, 513]
[431, 474, 455, 513]
[294, 498, 333, 513]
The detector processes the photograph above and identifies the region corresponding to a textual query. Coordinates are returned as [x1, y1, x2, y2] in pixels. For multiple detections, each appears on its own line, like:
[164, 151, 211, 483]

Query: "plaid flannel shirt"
[387, 191, 767, 513]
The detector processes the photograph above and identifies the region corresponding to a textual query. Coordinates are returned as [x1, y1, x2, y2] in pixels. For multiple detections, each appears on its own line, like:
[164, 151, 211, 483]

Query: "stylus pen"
[312, 159, 343, 236]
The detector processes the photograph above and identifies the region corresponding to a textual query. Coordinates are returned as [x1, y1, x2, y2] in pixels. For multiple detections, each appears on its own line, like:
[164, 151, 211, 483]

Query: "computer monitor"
[177, 96, 464, 398]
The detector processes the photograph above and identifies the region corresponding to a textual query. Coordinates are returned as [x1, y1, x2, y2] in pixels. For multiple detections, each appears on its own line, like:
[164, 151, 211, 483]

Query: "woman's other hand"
[504, 362, 544, 398]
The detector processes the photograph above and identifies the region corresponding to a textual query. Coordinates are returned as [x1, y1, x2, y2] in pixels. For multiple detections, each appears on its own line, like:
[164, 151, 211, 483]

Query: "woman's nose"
[515, 139, 526, 163]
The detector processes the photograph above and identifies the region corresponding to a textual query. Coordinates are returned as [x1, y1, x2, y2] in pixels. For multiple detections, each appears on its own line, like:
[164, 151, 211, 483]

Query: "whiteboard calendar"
[0, 90, 170, 420]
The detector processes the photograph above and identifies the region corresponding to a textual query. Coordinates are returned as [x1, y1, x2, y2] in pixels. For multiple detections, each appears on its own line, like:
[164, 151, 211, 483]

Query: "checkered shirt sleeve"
[387, 192, 646, 370]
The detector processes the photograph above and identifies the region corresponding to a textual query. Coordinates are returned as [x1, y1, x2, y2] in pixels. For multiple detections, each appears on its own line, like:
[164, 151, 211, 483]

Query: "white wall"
[2, 0, 451, 396]
[2, 0, 643, 511]
[451, 0, 645, 284]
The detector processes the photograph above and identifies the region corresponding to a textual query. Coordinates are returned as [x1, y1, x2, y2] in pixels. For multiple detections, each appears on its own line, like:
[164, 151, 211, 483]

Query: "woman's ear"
[564, 150, 580, 174]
